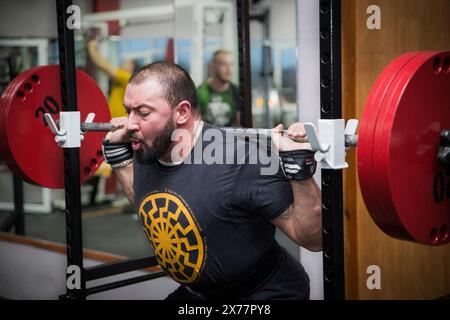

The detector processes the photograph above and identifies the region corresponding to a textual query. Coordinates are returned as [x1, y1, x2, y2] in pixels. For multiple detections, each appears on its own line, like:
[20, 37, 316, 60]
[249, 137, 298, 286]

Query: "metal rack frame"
[319, 0, 345, 300]
[56, 0, 164, 300]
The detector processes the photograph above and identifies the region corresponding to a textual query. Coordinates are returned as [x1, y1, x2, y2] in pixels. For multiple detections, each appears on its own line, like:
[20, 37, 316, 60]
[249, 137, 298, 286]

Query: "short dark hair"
[129, 61, 198, 110]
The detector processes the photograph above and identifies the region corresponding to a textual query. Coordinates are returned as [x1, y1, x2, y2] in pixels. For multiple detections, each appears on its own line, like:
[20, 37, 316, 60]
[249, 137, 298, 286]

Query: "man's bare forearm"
[114, 164, 135, 206]
[290, 178, 322, 251]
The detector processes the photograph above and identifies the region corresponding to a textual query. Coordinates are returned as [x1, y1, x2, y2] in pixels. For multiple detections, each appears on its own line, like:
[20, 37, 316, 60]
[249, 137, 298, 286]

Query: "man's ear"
[174, 100, 192, 125]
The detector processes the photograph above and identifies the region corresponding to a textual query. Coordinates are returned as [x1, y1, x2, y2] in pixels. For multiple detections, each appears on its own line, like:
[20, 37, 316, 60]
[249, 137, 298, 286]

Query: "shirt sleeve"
[231, 145, 293, 221]
[114, 68, 132, 86]
[196, 83, 209, 116]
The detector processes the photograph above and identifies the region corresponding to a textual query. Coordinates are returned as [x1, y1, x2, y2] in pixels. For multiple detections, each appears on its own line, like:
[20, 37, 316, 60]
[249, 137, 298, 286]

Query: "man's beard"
[134, 117, 175, 165]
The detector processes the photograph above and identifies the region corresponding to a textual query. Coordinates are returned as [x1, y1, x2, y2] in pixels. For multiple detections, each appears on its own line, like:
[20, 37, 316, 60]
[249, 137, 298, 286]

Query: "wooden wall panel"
[342, 0, 450, 299]
[342, 0, 359, 300]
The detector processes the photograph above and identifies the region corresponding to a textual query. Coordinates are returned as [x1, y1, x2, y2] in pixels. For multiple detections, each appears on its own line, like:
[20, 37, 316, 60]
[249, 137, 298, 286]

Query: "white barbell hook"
[44, 114, 66, 136]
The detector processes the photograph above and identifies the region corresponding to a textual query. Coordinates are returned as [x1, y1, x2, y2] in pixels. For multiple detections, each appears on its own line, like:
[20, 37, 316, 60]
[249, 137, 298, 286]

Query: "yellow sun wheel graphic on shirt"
[138, 192, 204, 284]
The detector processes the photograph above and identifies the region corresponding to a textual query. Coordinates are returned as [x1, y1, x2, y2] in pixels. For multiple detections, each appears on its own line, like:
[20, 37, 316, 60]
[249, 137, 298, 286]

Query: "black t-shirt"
[133, 123, 309, 298]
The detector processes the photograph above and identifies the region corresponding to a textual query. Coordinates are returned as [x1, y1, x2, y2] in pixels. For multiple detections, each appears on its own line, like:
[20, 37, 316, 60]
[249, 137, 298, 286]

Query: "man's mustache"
[128, 132, 142, 141]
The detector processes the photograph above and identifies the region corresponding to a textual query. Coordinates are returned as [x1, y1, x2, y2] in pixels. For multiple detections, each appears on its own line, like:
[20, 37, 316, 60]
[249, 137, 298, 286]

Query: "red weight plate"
[371, 52, 435, 239]
[373, 52, 450, 245]
[1, 68, 49, 175]
[0, 65, 110, 189]
[358, 52, 422, 230]
[0, 70, 31, 167]
[1, 68, 44, 171]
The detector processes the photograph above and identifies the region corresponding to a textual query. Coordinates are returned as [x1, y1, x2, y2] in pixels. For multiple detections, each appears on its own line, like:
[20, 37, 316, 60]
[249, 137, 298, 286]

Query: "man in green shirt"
[197, 49, 243, 127]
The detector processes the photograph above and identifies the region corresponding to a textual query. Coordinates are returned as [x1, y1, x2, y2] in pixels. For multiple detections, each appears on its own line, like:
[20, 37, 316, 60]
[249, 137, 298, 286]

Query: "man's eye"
[138, 111, 151, 117]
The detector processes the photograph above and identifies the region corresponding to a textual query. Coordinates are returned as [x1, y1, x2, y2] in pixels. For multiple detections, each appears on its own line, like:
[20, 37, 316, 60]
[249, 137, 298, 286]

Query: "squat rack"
[57, 0, 165, 300]
[319, 0, 345, 300]
[57, 0, 344, 300]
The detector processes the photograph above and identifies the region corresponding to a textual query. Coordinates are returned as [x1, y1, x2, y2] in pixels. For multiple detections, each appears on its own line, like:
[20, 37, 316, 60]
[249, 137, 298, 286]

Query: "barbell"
[0, 52, 449, 246]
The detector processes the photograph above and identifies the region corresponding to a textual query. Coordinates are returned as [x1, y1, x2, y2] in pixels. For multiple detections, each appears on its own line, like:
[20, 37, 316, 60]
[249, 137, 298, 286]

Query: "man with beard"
[102, 61, 322, 300]
[197, 49, 243, 127]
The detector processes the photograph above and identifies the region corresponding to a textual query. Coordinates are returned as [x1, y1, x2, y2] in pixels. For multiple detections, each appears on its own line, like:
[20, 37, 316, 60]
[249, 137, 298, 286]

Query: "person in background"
[86, 39, 138, 206]
[197, 49, 243, 127]
[86, 39, 137, 118]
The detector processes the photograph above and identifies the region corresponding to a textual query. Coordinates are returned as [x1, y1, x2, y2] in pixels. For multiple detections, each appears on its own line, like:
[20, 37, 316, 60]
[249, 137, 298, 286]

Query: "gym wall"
[0, 0, 93, 38]
[342, 0, 450, 300]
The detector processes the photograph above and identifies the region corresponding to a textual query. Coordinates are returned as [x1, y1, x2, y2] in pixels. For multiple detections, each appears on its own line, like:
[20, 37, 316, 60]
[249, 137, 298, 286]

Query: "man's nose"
[126, 113, 139, 132]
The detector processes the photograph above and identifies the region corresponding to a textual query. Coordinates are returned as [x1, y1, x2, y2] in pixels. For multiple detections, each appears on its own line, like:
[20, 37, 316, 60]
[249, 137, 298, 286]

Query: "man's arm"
[271, 178, 322, 252]
[104, 117, 135, 207]
[86, 40, 117, 79]
[114, 164, 135, 207]
[269, 122, 322, 252]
